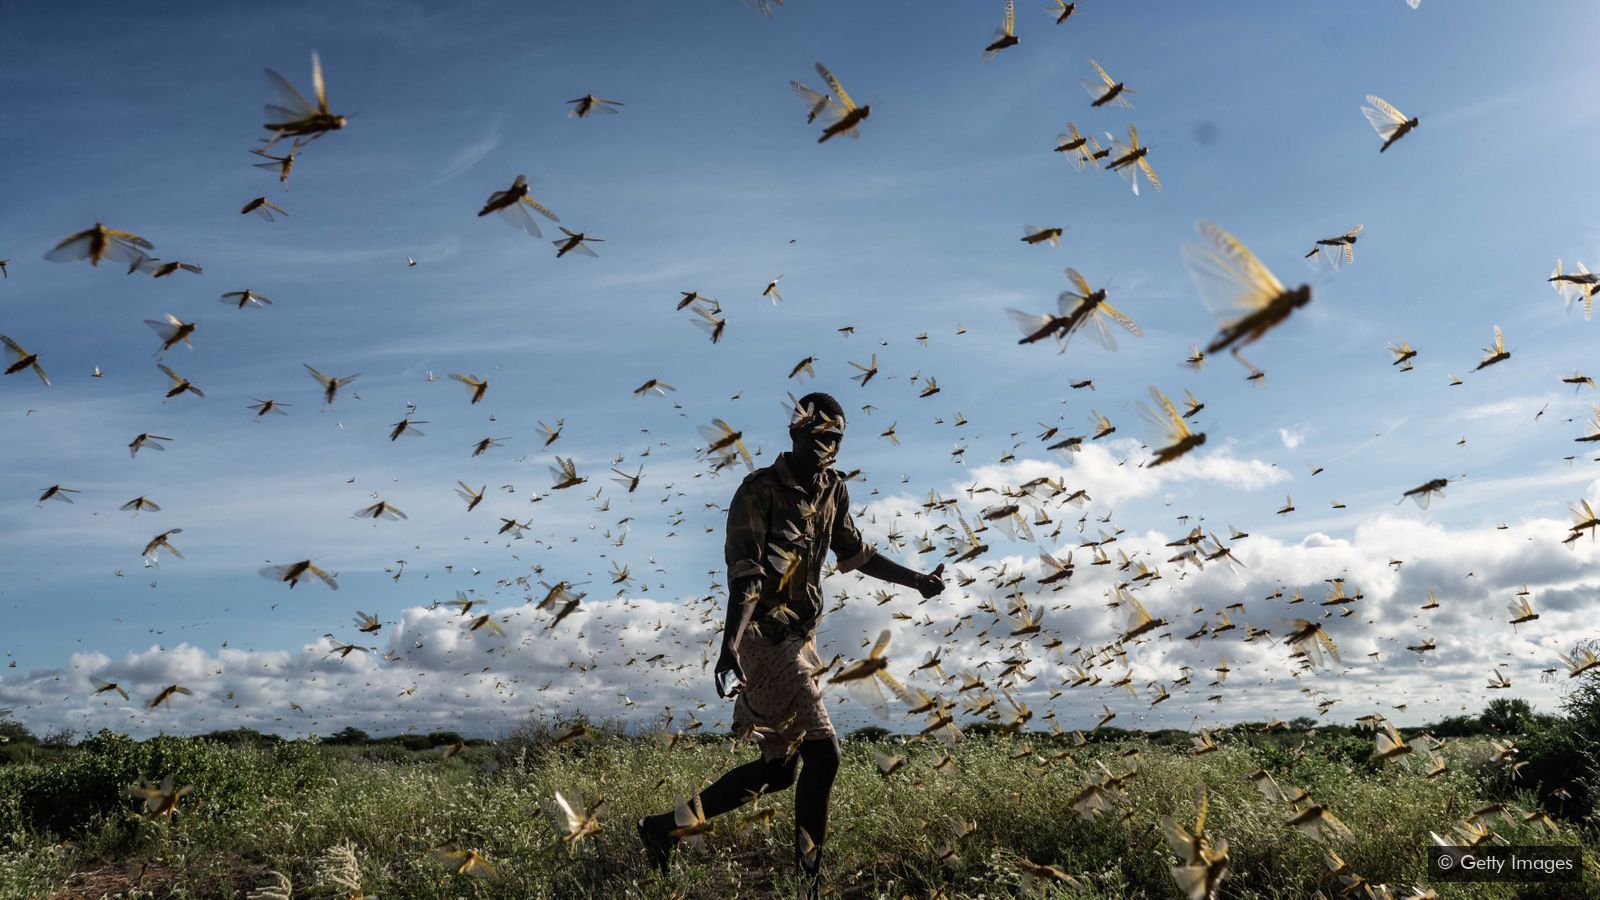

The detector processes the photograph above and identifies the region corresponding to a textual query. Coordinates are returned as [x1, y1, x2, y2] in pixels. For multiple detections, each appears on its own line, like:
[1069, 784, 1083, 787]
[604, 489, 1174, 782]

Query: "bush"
[1505, 720, 1589, 820]
[1318, 732, 1376, 770]
[1557, 662, 1600, 817]
[358, 743, 413, 764]
[4, 731, 337, 846]
[1563, 664, 1600, 746]
[38, 729, 75, 750]
[1480, 697, 1535, 735]
[496, 712, 628, 770]
[12, 730, 146, 840]
[1500, 660, 1600, 821]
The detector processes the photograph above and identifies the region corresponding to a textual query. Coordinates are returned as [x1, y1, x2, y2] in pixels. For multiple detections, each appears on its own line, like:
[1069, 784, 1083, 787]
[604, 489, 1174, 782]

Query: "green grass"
[1, 729, 1596, 898]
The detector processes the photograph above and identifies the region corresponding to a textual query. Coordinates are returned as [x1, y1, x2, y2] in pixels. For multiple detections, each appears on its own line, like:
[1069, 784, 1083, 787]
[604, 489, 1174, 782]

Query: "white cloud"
[4, 454, 1593, 742]
[1461, 393, 1561, 422]
[959, 440, 1289, 511]
[440, 118, 502, 179]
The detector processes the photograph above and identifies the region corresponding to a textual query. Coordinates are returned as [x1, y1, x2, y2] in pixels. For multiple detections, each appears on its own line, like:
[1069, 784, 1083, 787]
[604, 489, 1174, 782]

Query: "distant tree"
[324, 726, 371, 746]
[1091, 726, 1136, 742]
[1480, 697, 1535, 735]
[1147, 729, 1191, 748]
[201, 727, 280, 746]
[963, 721, 1011, 738]
[849, 726, 891, 742]
[0, 715, 37, 763]
[1289, 716, 1317, 731]
[1429, 714, 1481, 738]
[0, 716, 35, 746]
[426, 730, 464, 747]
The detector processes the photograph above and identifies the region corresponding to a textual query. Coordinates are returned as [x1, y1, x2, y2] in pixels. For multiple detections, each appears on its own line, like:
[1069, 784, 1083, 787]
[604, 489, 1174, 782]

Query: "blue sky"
[4, 0, 1600, 739]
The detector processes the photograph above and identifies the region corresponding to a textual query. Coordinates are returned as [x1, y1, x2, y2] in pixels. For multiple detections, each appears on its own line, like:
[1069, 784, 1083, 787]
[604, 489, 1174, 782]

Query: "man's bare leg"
[639, 752, 799, 873]
[793, 736, 840, 889]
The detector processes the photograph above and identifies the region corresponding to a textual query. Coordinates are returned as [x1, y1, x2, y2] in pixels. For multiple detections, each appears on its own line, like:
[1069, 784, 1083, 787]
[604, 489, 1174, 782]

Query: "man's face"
[791, 421, 843, 470]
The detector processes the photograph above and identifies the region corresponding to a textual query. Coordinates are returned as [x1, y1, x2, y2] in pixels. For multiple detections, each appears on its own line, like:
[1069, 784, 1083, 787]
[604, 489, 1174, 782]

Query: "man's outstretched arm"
[831, 482, 945, 599]
[859, 555, 945, 599]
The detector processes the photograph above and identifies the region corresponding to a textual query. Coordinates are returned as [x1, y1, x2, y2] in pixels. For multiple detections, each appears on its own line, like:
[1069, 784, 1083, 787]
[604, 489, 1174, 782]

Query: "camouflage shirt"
[725, 452, 875, 641]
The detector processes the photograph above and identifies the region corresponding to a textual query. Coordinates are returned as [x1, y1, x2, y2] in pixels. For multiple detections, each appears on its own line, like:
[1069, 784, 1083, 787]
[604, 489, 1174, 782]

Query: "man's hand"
[714, 644, 746, 698]
[917, 563, 946, 599]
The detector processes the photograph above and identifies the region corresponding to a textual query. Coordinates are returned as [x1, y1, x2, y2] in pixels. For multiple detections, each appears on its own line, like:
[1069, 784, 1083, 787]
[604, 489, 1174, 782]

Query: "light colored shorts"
[730, 633, 835, 761]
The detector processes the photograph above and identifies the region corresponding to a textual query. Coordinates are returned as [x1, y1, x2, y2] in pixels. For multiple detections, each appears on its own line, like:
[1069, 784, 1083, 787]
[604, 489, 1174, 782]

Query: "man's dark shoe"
[638, 814, 675, 874]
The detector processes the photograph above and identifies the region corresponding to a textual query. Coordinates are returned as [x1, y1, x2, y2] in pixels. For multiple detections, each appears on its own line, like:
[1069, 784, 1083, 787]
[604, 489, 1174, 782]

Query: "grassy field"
[0, 724, 1596, 899]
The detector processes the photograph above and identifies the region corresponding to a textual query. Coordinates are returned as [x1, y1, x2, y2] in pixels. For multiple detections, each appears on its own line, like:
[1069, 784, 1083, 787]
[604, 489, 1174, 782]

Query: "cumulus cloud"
[960, 440, 1289, 510]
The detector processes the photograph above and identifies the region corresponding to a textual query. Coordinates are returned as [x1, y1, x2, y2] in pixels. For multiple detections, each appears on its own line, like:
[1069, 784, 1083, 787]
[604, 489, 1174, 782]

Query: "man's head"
[788, 391, 845, 473]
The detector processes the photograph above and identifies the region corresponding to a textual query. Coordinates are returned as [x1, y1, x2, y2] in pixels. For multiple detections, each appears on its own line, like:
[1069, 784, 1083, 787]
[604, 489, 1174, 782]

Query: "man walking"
[639, 391, 945, 894]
